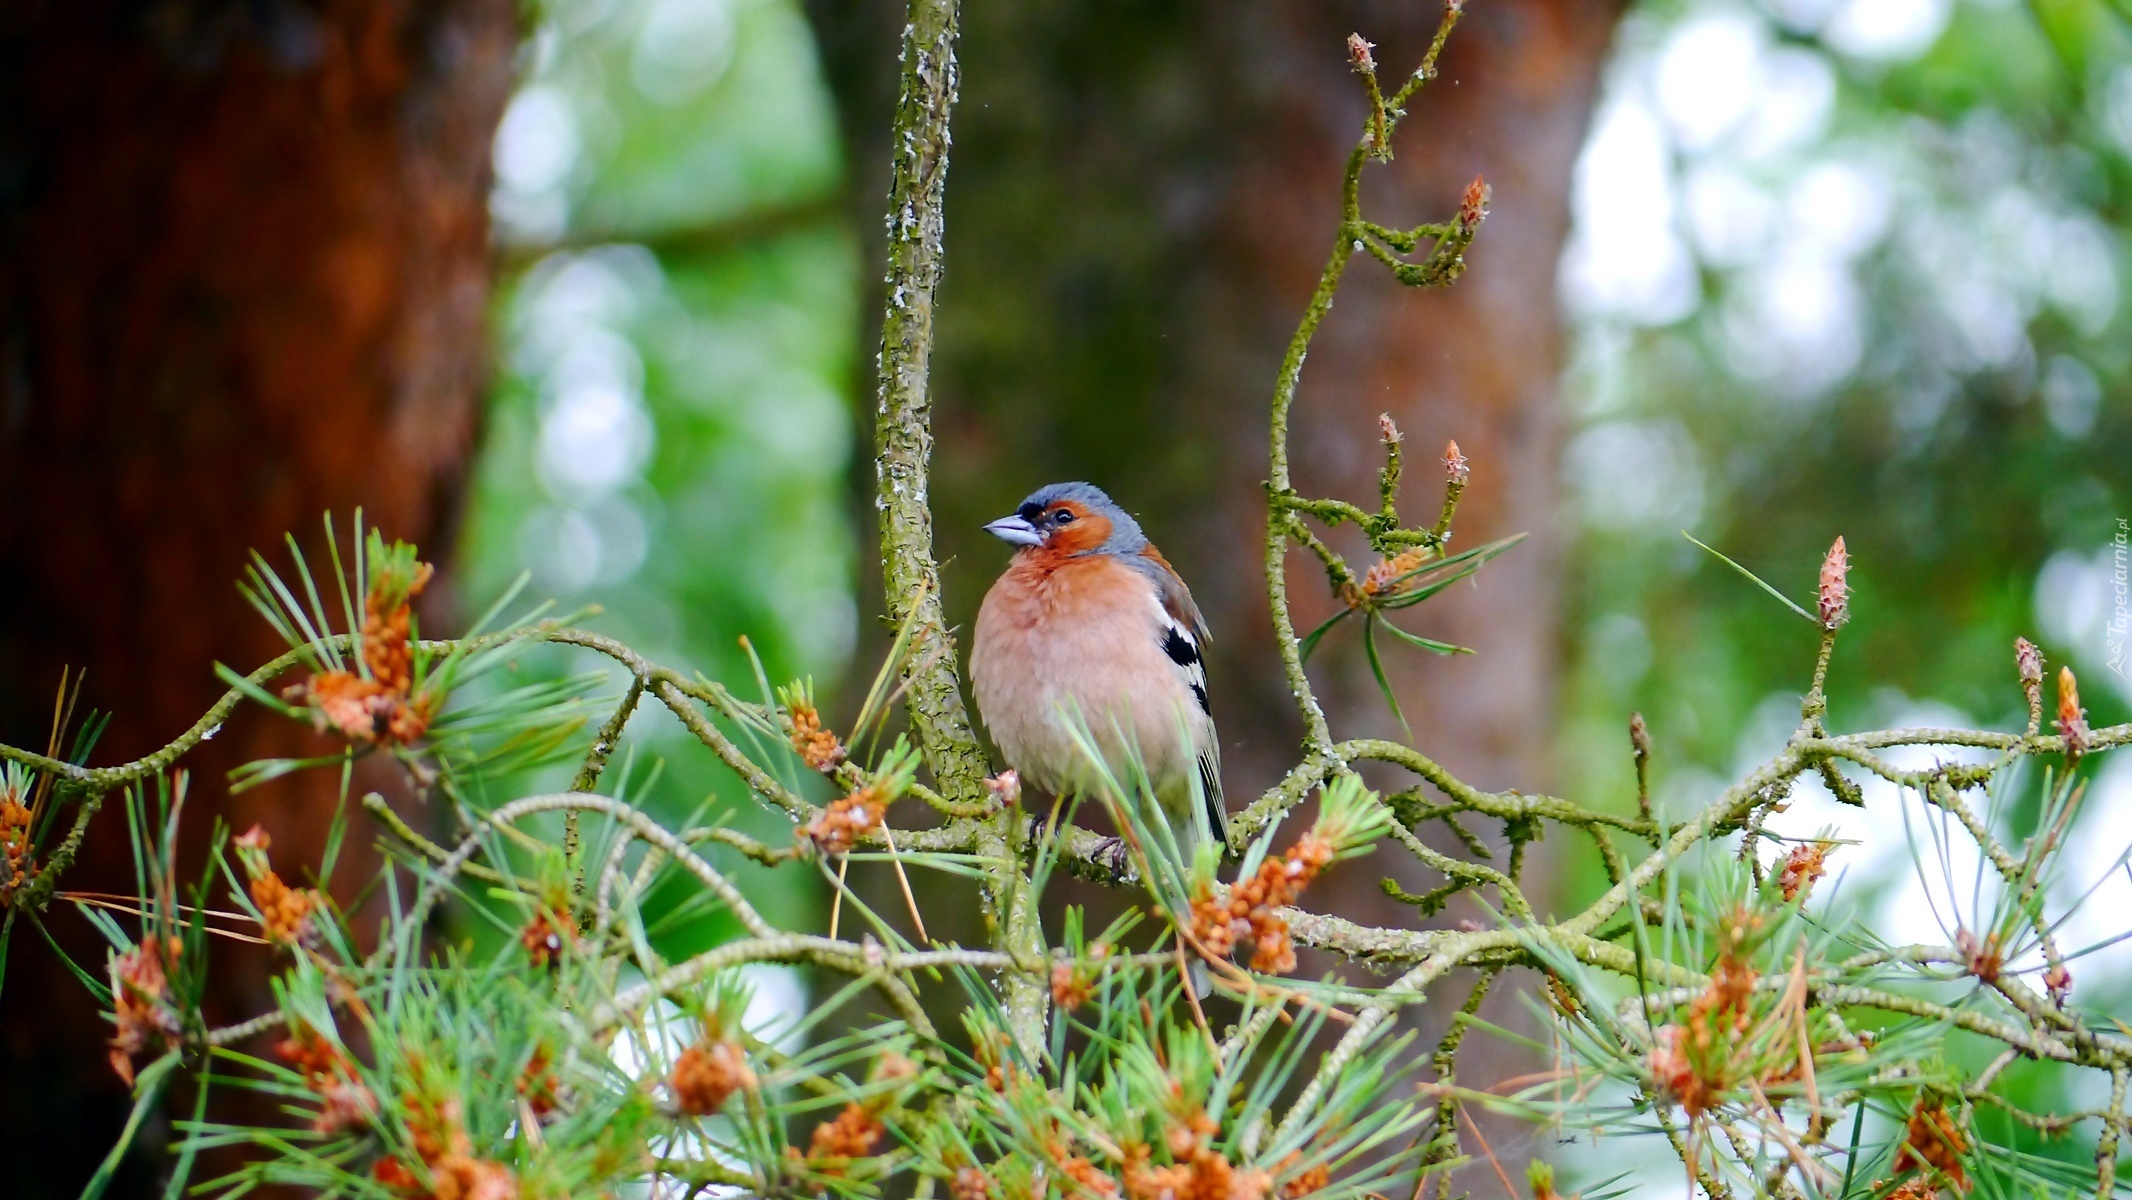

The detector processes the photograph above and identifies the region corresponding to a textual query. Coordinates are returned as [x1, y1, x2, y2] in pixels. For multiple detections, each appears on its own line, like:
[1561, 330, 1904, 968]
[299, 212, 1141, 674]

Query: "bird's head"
[983, 482, 1146, 557]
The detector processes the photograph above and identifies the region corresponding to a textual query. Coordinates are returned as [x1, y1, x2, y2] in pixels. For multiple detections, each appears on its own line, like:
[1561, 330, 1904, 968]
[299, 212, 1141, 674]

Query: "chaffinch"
[970, 482, 1228, 863]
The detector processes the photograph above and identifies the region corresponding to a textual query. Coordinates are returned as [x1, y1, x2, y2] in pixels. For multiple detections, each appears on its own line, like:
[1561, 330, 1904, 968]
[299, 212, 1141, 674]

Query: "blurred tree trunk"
[0, 0, 512, 1192]
[811, 0, 1619, 1180]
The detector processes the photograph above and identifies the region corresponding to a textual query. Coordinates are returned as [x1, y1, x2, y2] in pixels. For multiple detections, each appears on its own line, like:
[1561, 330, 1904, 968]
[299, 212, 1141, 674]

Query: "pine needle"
[881, 826, 929, 945]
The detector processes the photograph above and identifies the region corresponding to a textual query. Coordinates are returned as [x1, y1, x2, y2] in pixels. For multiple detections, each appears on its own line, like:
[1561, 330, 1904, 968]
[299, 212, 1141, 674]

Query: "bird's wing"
[1132, 547, 1227, 852]
[1134, 546, 1210, 714]
[1137, 545, 1210, 644]
[1197, 725, 1228, 853]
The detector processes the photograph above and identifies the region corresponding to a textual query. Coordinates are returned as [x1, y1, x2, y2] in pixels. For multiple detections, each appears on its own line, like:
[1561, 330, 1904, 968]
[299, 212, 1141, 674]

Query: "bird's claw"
[1092, 835, 1131, 878]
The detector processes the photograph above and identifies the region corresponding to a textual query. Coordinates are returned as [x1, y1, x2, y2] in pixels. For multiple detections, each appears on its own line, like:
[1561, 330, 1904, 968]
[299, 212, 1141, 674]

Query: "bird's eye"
[1052, 508, 1075, 525]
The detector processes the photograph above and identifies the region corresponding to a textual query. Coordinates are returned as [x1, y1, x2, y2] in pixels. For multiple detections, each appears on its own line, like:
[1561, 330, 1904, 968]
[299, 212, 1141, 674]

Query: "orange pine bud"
[2057, 666, 2090, 758]
[801, 784, 889, 855]
[2015, 637, 2044, 689]
[517, 1046, 559, 1118]
[276, 1027, 375, 1133]
[802, 1102, 886, 1168]
[786, 699, 846, 774]
[0, 786, 37, 904]
[671, 1039, 755, 1116]
[1279, 1150, 1331, 1198]
[1355, 546, 1430, 606]
[1817, 536, 1849, 629]
[2044, 962, 2072, 1005]
[107, 936, 179, 1083]
[1346, 33, 1376, 73]
[1777, 841, 1830, 902]
[1894, 1095, 1968, 1191]
[519, 905, 574, 968]
[1459, 176, 1490, 227]
[1957, 927, 2004, 985]
[1443, 439, 1469, 484]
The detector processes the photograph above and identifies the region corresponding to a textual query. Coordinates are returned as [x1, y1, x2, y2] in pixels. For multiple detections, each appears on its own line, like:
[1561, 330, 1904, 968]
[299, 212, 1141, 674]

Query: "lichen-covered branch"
[864, 0, 1050, 1058]
[869, 0, 987, 809]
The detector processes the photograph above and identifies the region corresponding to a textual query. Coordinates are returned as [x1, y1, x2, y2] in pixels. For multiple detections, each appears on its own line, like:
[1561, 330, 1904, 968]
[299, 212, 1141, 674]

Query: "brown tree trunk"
[1221, 0, 1621, 925]
[1226, 15, 1621, 1179]
[0, 1, 512, 1192]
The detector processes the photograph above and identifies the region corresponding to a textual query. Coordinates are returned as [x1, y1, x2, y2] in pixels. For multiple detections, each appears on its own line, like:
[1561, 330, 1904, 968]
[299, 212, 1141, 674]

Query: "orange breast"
[970, 555, 1208, 805]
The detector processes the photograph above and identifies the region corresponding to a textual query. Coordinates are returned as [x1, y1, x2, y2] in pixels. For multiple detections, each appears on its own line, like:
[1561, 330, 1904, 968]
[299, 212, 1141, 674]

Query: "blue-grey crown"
[1017, 482, 1146, 552]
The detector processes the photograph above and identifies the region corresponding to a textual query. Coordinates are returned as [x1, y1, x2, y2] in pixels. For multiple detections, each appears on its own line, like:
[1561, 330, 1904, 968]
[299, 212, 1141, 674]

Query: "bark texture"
[0, 0, 512, 1191]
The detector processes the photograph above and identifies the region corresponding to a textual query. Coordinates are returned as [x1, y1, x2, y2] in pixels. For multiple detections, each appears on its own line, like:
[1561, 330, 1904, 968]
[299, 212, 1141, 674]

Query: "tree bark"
[0, 0, 512, 1191]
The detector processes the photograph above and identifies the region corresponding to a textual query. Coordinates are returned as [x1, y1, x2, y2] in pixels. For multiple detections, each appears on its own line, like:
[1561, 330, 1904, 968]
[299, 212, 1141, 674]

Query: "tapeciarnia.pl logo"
[2110, 517, 2129, 679]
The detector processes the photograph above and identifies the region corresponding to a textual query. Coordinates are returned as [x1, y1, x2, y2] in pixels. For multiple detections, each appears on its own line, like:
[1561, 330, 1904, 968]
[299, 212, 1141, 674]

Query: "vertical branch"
[870, 0, 1046, 1054]
[1264, 155, 1364, 761]
[567, 678, 646, 907]
[2099, 1065, 2126, 1199]
[1421, 967, 1501, 1171]
[1262, 1, 1467, 768]
[874, 0, 986, 807]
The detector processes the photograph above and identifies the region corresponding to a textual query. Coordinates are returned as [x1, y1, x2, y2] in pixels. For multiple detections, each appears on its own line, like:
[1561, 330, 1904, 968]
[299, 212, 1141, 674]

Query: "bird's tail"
[1185, 751, 1224, 1000]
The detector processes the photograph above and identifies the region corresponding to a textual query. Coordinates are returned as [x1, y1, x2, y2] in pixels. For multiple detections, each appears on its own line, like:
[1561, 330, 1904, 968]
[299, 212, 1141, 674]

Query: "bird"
[969, 482, 1228, 876]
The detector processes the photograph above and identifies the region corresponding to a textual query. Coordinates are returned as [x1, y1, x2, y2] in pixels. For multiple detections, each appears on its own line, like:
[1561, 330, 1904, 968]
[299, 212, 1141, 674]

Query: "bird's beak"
[983, 515, 1043, 547]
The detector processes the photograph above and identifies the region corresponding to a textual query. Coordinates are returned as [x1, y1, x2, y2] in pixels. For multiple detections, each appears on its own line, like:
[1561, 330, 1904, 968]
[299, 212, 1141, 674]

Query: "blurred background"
[1, 0, 2128, 1193]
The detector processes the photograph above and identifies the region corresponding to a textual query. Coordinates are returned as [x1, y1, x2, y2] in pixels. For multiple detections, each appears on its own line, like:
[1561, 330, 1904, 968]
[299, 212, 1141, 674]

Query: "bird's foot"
[1091, 835, 1132, 878]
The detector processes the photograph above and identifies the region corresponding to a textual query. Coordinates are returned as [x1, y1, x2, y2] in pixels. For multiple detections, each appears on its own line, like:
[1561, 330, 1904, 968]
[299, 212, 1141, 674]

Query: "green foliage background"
[1561, 0, 2132, 829]
[458, 0, 859, 943]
